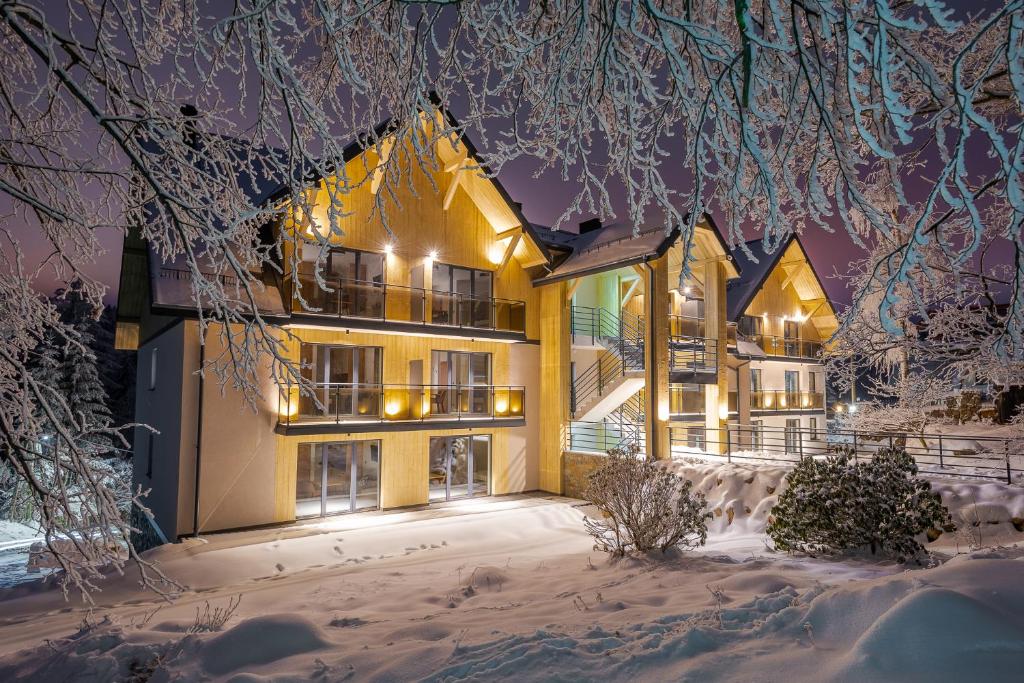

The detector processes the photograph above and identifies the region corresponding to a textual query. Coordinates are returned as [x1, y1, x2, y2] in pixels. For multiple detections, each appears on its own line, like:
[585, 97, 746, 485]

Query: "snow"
[0, 520, 40, 546]
[0, 468, 1022, 682]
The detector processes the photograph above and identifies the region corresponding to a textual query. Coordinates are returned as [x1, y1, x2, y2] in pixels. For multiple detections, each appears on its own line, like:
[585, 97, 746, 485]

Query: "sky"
[3, 0, 1011, 311]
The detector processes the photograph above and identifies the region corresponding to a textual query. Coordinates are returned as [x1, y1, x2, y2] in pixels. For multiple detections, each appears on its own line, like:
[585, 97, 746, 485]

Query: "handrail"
[669, 336, 718, 374]
[738, 332, 822, 359]
[750, 389, 825, 411]
[288, 274, 527, 333]
[669, 423, 1023, 484]
[279, 381, 526, 425]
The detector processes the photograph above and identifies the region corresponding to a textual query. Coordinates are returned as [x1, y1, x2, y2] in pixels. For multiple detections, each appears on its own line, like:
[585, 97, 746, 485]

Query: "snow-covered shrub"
[767, 448, 951, 562]
[583, 444, 710, 557]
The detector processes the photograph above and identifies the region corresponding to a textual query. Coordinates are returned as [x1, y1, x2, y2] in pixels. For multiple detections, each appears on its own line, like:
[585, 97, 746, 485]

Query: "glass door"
[431, 351, 491, 417]
[784, 320, 799, 356]
[299, 344, 382, 421]
[295, 440, 380, 517]
[428, 435, 490, 502]
[330, 248, 385, 318]
[432, 263, 493, 328]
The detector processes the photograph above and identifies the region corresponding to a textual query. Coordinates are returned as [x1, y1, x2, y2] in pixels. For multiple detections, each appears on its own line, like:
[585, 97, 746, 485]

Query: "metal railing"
[669, 336, 719, 374]
[278, 382, 526, 425]
[740, 334, 822, 360]
[567, 420, 645, 454]
[669, 314, 706, 339]
[668, 423, 1023, 484]
[569, 306, 645, 416]
[288, 274, 526, 333]
[750, 390, 825, 411]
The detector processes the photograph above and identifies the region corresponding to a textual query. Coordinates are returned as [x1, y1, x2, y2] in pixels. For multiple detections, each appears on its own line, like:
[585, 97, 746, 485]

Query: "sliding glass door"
[299, 343, 382, 420]
[295, 440, 380, 518]
[428, 435, 490, 502]
[431, 263, 493, 328]
[431, 351, 491, 416]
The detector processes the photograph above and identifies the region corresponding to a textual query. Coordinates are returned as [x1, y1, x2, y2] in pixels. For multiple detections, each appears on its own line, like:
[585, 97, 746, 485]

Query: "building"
[115, 108, 838, 540]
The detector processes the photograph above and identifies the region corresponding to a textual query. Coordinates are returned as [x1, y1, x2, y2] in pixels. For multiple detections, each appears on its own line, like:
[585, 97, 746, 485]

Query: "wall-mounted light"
[428, 249, 438, 262]
[718, 404, 729, 421]
[488, 243, 504, 265]
[683, 286, 692, 295]
[383, 243, 394, 256]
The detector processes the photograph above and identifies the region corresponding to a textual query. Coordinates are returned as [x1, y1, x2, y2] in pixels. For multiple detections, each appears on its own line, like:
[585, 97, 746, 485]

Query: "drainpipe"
[192, 340, 205, 538]
[642, 259, 658, 459]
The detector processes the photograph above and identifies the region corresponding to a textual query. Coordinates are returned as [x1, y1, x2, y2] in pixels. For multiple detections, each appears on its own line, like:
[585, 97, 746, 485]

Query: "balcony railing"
[288, 275, 526, 333]
[669, 337, 718, 374]
[750, 389, 824, 411]
[669, 315, 705, 339]
[279, 382, 526, 426]
[741, 334, 822, 360]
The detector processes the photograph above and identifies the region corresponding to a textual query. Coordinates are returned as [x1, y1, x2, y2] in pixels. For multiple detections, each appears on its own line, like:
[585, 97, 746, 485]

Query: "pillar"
[704, 260, 729, 454]
[643, 257, 671, 460]
[539, 282, 571, 492]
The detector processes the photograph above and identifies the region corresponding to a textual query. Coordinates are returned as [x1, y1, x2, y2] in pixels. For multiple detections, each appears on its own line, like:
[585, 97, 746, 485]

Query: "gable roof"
[532, 223, 680, 284]
[263, 95, 551, 266]
[531, 213, 737, 286]
[726, 234, 834, 324]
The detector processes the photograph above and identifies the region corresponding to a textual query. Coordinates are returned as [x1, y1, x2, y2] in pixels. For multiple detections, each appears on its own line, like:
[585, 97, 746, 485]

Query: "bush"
[582, 444, 710, 556]
[766, 448, 951, 562]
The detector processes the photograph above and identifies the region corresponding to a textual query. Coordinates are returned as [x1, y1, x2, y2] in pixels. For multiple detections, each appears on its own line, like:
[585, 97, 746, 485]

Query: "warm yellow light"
[384, 243, 394, 256]
[683, 286, 692, 295]
[495, 398, 508, 414]
[385, 400, 401, 417]
[428, 249, 438, 261]
[780, 396, 788, 408]
[488, 244, 505, 265]
[765, 395, 774, 407]
[801, 397, 809, 408]
[718, 404, 729, 421]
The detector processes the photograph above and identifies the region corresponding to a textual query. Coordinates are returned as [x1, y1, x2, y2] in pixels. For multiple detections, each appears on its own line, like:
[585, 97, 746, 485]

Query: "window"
[686, 426, 706, 450]
[294, 247, 385, 318]
[750, 368, 762, 393]
[298, 343, 383, 420]
[669, 383, 704, 415]
[149, 348, 158, 390]
[808, 372, 818, 393]
[785, 419, 801, 454]
[738, 314, 763, 338]
[432, 351, 492, 416]
[751, 420, 763, 451]
[809, 417, 818, 440]
[431, 263, 493, 327]
[785, 370, 800, 394]
[784, 320, 800, 356]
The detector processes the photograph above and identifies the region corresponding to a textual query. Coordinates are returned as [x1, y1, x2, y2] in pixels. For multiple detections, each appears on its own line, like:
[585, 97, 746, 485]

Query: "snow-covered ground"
[0, 467, 1022, 682]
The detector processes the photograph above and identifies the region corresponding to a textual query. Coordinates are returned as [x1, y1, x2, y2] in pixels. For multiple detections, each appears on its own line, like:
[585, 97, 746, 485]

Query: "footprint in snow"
[333, 546, 343, 555]
[275, 563, 285, 572]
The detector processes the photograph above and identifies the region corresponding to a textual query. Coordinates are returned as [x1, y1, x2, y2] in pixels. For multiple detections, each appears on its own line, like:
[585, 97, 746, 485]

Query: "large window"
[295, 246, 385, 318]
[428, 435, 490, 501]
[431, 351, 491, 416]
[750, 368, 762, 393]
[431, 263, 493, 327]
[295, 440, 380, 517]
[299, 343, 383, 420]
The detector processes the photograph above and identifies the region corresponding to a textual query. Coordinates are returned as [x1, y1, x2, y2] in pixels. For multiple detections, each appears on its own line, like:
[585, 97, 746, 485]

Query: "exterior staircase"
[570, 306, 646, 423]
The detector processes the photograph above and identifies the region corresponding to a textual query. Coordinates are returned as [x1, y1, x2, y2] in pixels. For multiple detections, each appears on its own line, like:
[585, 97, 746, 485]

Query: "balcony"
[288, 274, 527, 335]
[278, 382, 526, 429]
[750, 389, 824, 412]
[741, 334, 822, 360]
[669, 315, 705, 339]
